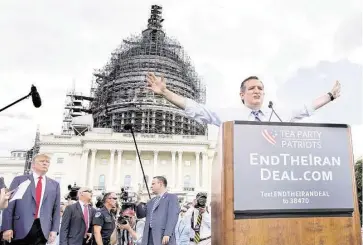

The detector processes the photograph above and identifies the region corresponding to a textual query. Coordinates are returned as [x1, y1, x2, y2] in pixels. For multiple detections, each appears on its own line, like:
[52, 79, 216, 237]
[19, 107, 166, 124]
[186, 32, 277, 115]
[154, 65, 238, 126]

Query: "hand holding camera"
[117, 222, 131, 231]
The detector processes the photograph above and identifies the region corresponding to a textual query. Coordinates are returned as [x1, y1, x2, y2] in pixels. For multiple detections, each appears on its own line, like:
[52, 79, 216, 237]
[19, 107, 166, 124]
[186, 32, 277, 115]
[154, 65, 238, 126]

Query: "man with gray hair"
[59, 187, 96, 245]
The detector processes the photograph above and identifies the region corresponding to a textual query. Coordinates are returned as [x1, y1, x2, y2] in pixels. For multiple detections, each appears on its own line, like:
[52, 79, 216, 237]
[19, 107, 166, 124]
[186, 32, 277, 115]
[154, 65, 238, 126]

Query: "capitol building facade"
[36, 128, 215, 202]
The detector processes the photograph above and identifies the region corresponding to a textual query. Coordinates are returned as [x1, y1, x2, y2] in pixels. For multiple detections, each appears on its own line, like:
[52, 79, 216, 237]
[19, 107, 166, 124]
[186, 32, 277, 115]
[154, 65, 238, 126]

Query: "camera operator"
[184, 192, 211, 245]
[93, 192, 117, 245]
[116, 209, 145, 245]
[120, 188, 129, 203]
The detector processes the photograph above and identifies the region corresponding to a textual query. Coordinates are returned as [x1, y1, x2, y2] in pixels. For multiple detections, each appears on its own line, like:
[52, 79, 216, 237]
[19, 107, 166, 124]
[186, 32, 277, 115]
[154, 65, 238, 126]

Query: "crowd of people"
[0, 153, 211, 245]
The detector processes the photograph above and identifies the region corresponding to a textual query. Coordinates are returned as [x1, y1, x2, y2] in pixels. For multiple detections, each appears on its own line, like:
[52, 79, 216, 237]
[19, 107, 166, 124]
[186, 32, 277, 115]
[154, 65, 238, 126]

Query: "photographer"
[116, 209, 145, 245]
[184, 192, 211, 245]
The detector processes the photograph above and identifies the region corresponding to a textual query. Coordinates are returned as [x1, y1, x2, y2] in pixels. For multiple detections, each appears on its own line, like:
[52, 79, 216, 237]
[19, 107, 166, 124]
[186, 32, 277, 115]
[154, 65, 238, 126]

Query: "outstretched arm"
[289, 80, 341, 122]
[146, 72, 222, 126]
[312, 80, 341, 110]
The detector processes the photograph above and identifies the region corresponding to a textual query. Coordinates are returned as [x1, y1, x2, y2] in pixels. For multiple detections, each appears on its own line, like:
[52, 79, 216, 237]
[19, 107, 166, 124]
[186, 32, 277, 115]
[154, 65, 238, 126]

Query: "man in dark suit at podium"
[145, 73, 341, 124]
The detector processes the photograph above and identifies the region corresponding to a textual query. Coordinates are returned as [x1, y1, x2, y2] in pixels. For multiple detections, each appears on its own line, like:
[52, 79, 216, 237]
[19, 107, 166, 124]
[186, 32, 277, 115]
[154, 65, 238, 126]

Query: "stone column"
[202, 152, 208, 189]
[116, 150, 123, 186]
[153, 151, 158, 177]
[178, 151, 183, 188]
[108, 149, 115, 189]
[88, 149, 97, 189]
[195, 152, 200, 188]
[171, 151, 176, 188]
[80, 149, 89, 186]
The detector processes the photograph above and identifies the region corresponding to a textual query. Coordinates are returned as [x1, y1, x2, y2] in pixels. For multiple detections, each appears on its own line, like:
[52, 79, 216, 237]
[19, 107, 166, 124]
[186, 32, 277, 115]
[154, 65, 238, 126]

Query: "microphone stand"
[268, 101, 283, 122]
[125, 125, 152, 200]
[272, 108, 283, 122]
[0, 92, 32, 113]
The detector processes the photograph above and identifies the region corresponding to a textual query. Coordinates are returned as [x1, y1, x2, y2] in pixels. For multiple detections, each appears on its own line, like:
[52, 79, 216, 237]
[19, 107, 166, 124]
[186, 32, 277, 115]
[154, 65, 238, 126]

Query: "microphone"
[0, 84, 42, 113]
[268, 101, 283, 122]
[31, 85, 42, 108]
[124, 124, 152, 199]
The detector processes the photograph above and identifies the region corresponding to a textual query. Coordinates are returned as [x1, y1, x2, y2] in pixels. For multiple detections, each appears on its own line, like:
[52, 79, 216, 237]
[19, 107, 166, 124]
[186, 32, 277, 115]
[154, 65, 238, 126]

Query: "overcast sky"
[0, 0, 362, 158]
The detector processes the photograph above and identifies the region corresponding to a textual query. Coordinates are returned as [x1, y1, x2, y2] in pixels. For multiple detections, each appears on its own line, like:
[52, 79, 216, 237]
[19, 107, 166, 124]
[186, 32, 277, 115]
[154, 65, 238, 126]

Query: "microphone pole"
[268, 101, 283, 122]
[0, 85, 41, 113]
[124, 124, 152, 200]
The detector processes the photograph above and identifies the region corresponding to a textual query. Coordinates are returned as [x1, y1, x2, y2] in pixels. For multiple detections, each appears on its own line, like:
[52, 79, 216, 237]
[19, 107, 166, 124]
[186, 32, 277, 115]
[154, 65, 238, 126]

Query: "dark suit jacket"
[1, 174, 60, 240]
[59, 202, 96, 245]
[141, 192, 180, 245]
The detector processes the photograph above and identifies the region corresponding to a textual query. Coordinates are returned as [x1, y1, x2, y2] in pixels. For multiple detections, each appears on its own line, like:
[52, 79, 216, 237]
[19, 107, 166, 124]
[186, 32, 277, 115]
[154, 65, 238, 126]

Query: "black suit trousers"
[4, 219, 47, 245]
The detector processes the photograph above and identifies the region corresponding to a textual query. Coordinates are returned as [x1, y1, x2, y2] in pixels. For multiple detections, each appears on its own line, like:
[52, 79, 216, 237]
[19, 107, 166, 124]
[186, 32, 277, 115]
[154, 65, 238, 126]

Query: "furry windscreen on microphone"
[31, 85, 42, 108]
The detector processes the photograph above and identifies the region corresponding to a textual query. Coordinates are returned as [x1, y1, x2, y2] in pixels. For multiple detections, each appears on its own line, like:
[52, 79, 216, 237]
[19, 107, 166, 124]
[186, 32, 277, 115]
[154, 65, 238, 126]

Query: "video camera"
[194, 192, 207, 209]
[66, 183, 80, 201]
[120, 187, 129, 202]
[117, 214, 130, 225]
[116, 199, 147, 225]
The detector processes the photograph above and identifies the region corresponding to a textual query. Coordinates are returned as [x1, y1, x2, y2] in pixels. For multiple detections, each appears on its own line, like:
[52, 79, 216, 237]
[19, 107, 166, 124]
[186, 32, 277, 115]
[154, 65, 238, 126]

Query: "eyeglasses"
[108, 197, 117, 200]
[83, 190, 92, 194]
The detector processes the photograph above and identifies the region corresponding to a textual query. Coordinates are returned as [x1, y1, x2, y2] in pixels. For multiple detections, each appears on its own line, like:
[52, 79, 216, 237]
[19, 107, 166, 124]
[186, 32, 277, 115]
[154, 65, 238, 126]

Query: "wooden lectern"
[211, 121, 361, 245]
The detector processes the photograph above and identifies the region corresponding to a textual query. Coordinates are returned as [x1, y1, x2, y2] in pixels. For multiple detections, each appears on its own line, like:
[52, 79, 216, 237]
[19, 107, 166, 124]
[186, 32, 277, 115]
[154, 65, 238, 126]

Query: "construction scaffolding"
[62, 83, 94, 136]
[90, 5, 207, 135]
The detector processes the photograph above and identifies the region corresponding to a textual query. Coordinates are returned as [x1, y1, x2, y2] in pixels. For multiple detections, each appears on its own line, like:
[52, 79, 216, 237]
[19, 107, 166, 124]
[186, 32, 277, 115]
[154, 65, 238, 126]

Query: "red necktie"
[84, 204, 89, 235]
[35, 176, 43, 219]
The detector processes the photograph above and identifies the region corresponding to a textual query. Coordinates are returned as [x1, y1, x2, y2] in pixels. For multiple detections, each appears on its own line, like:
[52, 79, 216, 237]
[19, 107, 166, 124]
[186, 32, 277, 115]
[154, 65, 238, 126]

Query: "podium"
[211, 121, 361, 245]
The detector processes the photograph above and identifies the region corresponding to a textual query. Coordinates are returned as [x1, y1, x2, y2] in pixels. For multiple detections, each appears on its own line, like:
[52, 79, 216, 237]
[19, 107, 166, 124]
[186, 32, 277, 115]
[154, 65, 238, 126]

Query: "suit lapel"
[28, 175, 36, 201]
[153, 192, 167, 211]
[76, 202, 86, 223]
[42, 177, 51, 203]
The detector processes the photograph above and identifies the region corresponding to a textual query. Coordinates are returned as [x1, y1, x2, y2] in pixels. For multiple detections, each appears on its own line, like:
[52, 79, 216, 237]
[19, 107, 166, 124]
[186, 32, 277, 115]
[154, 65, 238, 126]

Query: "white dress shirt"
[184, 207, 211, 240]
[183, 98, 315, 126]
[33, 172, 46, 219]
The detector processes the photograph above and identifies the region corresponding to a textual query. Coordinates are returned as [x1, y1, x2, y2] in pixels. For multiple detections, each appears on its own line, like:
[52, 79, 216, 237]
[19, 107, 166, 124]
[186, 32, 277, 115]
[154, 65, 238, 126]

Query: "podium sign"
[233, 122, 354, 215]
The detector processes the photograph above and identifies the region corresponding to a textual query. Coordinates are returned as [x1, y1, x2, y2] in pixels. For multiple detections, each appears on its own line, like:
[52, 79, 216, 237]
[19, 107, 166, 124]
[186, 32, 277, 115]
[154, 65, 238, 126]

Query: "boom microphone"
[124, 124, 151, 199]
[31, 85, 42, 108]
[0, 84, 42, 113]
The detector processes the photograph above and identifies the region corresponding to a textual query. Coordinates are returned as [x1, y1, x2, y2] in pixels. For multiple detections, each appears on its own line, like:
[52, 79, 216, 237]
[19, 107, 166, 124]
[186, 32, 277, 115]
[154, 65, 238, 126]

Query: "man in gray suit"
[59, 187, 96, 245]
[141, 176, 180, 245]
[2, 153, 61, 245]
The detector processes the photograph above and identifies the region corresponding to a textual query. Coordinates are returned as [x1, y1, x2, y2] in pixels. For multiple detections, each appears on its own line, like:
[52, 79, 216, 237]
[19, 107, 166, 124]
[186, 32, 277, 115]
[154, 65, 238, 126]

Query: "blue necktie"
[251, 111, 261, 121]
[150, 196, 160, 228]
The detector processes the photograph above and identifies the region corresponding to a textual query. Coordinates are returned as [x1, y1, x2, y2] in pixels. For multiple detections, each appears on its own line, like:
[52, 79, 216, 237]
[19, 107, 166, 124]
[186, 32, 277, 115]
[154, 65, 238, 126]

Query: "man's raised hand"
[331, 80, 341, 99]
[146, 72, 167, 95]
